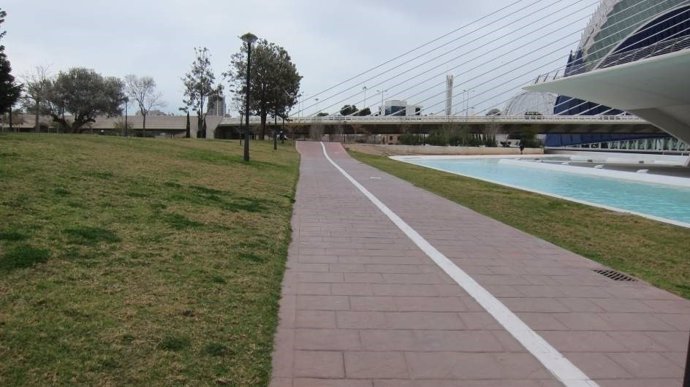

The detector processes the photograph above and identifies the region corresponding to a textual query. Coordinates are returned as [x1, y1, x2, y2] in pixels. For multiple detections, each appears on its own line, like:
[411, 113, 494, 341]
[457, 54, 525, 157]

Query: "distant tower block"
[445, 75, 454, 116]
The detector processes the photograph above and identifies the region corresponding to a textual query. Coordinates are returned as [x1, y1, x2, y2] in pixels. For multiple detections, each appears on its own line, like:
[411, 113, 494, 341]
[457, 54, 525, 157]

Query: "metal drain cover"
[593, 269, 637, 282]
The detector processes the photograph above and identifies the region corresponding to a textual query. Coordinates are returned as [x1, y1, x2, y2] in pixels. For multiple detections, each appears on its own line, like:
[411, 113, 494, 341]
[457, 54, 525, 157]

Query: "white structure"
[384, 100, 422, 116]
[528, 0, 690, 149]
[504, 91, 558, 116]
[207, 95, 226, 117]
[529, 50, 690, 146]
[446, 75, 454, 116]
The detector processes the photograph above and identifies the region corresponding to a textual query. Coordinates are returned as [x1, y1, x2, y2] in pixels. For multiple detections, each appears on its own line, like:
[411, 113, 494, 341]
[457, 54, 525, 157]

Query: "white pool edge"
[392, 156, 690, 230]
[498, 159, 690, 189]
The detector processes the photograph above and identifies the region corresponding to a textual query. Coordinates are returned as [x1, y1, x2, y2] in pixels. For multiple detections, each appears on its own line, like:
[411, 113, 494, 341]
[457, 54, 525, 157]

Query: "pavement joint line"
[319, 142, 599, 387]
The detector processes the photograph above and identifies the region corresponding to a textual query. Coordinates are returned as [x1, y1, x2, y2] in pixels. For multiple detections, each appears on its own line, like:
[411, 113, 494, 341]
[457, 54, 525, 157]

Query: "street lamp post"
[362, 86, 368, 107]
[241, 32, 258, 162]
[377, 89, 387, 116]
[463, 89, 475, 119]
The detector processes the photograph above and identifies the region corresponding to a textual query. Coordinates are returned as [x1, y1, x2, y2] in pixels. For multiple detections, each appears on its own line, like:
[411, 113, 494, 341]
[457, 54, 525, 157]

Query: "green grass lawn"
[0, 134, 299, 386]
[349, 150, 690, 299]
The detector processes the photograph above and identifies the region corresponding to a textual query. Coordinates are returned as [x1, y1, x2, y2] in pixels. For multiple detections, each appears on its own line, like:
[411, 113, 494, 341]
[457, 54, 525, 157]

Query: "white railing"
[220, 114, 646, 126]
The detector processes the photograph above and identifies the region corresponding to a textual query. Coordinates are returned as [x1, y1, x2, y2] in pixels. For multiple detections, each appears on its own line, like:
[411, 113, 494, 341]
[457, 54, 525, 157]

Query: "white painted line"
[320, 142, 599, 387]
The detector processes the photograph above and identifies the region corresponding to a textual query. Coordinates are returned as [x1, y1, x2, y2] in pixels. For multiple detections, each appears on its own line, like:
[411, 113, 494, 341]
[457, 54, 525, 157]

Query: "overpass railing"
[220, 114, 646, 126]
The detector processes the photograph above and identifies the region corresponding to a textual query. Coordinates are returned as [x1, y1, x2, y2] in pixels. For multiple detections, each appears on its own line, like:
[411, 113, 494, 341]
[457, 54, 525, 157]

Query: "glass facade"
[549, 1, 690, 147]
[555, 1, 690, 116]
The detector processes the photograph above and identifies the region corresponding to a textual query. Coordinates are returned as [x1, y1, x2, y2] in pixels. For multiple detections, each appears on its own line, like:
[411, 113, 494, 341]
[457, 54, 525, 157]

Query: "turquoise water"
[405, 158, 690, 226]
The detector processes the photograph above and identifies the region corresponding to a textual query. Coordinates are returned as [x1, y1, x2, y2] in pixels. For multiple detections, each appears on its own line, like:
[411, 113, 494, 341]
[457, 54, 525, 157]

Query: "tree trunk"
[260, 113, 267, 140]
[35, 101, 40, 132]
[185, 112, 190, 138]
[197, 112, 203, 138]
[143, 113, 147, 132]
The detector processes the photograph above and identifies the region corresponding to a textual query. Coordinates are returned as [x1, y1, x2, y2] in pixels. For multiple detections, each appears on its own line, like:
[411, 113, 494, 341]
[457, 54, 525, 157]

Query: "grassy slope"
[349, 150, 690, 299]
[0, 134, 299, 386]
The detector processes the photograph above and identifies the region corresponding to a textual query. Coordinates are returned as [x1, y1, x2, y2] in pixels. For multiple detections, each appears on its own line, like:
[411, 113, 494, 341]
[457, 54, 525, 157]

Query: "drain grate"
[593, 269, 637, 282]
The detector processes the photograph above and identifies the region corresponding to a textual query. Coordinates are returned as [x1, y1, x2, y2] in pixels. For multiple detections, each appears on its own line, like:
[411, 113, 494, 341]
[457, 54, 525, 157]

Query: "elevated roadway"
[216, 114, 660, 137]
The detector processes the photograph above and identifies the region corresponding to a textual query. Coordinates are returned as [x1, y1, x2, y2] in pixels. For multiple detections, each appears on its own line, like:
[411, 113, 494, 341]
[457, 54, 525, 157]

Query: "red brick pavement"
[270, 141, 690, 387]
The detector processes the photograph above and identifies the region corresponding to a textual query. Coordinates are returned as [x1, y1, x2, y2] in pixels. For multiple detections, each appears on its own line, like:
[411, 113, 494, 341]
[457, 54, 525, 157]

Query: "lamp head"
[240, 33, 258, 45]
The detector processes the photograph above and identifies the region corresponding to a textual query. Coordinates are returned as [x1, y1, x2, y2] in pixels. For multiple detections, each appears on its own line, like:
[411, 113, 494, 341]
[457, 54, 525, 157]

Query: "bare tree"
[183, 47, 219, 139]
[21, 65, 51, 132]
[125, 74, 164, 133]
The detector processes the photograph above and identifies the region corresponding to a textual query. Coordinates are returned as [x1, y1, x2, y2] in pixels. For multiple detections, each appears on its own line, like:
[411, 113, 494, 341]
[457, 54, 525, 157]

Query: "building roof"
[5, 114, 224, 135]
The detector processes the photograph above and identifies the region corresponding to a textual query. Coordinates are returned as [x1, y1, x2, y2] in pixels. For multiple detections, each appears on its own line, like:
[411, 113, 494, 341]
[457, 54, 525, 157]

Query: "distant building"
[383, 100, 422, 116]
[207, 95, 226, 117]
[533, 0, 690, 149]
[504, 91, 557, 116]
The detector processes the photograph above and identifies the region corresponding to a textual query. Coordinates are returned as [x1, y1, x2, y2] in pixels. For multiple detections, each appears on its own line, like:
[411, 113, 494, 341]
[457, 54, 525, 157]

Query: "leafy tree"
[183, 47, 220, 139]
[42, 68, 125, 132]
[0, 9, 21, 118]
[227, 39, 301, 140]
[316, 112, 328, 117]
[21, 65, 51, 132]
[486, 108, 502, 116]
[355, 107, 372, 116]
[125, 74, 164, 132]
[340, 105, 357, 116]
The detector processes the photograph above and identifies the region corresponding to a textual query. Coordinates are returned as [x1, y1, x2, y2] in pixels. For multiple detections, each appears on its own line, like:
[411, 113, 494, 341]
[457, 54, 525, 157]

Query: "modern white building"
[528, 0, 690, 147]
[383, 100, 422, 116]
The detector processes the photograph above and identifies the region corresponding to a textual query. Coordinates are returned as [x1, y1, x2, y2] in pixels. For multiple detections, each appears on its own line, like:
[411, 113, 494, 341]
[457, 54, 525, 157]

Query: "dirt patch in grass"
[0, 134, 299, 386]
[350, 150, 690, 299]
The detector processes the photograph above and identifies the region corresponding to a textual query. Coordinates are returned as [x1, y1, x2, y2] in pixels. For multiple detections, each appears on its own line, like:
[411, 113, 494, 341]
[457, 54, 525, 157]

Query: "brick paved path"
[270, 141, 690, 387]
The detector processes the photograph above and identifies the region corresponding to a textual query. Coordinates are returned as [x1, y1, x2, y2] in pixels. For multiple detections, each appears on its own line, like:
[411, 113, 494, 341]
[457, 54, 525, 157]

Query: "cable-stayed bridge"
[255, 0, 689, 145]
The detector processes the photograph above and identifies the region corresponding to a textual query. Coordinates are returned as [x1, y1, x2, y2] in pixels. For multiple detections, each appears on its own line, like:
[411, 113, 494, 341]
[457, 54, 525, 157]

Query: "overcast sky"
[2, 0, 598, 116]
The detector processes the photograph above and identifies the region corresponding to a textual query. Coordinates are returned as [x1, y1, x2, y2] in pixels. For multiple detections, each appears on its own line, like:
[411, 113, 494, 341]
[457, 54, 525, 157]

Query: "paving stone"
[294, 283, 331, 295]
[296, 295, 350, 311]
[294, 310, 337, 329]
[563, 353, 633, 378]
[294, 329, 361, 351]
[404, 352, 550, 380]
[269, 377, 293, 387]
[331, 283, 374, 296]
[607, 352, 684, 379]
[293, 379, 373, 387]
[384, 312, 465, 330]
[458, 312, 503, 330]
[344, 352, 409, 379]
[294, 351, 344, 378]
[394, 296, 466, 312]
[336, 311, 388, 329]
[350, 296, 398, 311]
[372, 284, 440, 297]
[360, 329, 504, 352]
[344, 273, 385, 283]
